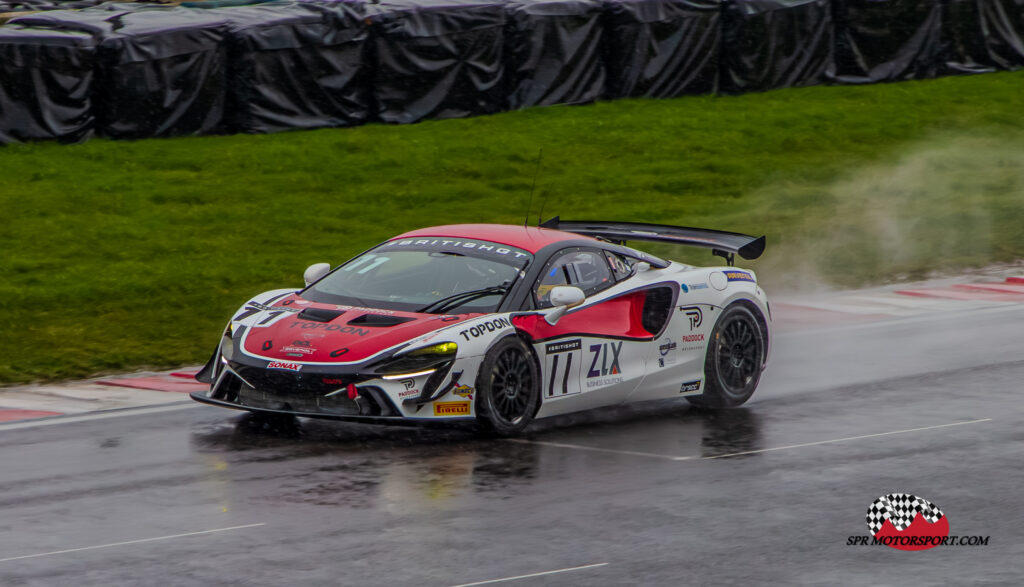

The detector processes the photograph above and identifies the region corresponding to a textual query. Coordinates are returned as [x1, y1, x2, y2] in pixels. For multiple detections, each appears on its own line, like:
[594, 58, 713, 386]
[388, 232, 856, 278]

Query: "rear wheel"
[687, 304, 765, 408]
[475, 337, 540, 436]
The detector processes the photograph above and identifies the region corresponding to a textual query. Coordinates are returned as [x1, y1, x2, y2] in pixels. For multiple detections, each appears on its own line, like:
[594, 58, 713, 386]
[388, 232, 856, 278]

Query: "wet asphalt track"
[2, 303, 1024, 586]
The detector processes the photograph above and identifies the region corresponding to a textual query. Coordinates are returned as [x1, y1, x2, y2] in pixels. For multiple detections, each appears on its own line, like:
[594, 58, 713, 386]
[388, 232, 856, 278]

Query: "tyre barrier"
[0, 0, 1022, 144]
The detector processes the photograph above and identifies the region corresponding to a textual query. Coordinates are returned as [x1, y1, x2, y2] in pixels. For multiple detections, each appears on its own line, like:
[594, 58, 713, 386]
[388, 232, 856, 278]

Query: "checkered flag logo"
[866, 493, 944, 536]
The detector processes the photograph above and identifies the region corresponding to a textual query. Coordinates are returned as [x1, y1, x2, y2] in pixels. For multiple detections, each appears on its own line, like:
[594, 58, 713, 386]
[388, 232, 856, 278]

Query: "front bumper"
[189, 392, 413, 425]
[192, 355, 482, 422]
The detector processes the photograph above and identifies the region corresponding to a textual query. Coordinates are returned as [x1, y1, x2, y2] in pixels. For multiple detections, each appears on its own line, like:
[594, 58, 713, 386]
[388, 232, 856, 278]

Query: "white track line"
[0, 523, 265, 563]
[449, 562, 609, 587]
[505, 438, 693, 461]
[704, 418, 993, 459]
[0, 402, 199, 432]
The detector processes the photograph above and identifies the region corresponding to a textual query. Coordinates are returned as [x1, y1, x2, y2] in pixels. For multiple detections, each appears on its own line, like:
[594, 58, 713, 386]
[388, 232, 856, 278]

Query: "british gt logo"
[267, 361, 301, 372]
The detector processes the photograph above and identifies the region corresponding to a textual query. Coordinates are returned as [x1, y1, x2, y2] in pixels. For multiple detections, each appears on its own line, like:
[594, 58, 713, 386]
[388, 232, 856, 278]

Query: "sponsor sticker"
[452, 384, 474, 399]
[725, 271, 755, 283]
[658, 338, 678, 368]
[588, 342, 622, 378]
[680, 306, 703, 329]
[688, 283, 709, 290]
[434, 401, 471, 416]
[546, 339, 582, 354]
[383, 238, 531, 260]
[659, 339, 677, 356]
[288, 323, 370, 336]
[679, 333, 705, 351]
[459, 317, 512, 340]
[398, 388, 421, 399]
[680, 380, 701, 393]
[267, 361, 301, 372]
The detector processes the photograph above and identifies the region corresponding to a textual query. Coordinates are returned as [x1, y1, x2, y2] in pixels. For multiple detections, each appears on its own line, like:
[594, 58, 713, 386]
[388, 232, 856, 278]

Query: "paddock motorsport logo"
[846, 493, 989, 550]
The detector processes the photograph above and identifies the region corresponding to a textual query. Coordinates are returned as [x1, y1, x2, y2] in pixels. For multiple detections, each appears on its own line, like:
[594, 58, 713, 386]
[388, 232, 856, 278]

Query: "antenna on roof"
[524, 148, 543, 227]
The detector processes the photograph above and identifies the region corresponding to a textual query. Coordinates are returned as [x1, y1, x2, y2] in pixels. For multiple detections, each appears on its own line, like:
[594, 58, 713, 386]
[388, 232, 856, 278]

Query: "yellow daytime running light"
[408, 342, 457, 356]
[380, 369, 438, 380]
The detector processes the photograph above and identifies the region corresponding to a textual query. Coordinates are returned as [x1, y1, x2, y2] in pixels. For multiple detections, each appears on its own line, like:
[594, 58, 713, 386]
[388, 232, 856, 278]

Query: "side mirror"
[303, 263, 331, 287]
[544, 286, 585, 325]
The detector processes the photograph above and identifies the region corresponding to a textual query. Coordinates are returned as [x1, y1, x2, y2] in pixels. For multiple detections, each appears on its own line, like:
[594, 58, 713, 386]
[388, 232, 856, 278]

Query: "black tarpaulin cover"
[973, 0, 1024, 70]
[366, 0, 506, 123]
[216, 1, 371, 134]
[0, 0, 103, 11]
[942, 0, 999, 74]
[15, 7, 230, 139]
[504, 0, 605, 109]
[602, 0, 720, 99]
[9, 7, 130, 35]
[720, 0, 832, 93]
[98, 8, 229, 139]
[0, 25, 95, 144]
[830, 0, 943, 83]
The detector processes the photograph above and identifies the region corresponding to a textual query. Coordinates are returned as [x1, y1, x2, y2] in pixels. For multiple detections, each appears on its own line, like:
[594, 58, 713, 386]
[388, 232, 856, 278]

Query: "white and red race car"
[192, 219, 770, 434]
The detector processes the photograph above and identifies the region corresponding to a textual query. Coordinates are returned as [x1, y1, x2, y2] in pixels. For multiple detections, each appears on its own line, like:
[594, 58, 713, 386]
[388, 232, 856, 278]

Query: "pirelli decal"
[434, 401, 470, 417]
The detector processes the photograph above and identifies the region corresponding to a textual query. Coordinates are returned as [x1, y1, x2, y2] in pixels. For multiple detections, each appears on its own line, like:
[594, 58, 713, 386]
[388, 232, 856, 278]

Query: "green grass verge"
[2, 71, 1024, 384]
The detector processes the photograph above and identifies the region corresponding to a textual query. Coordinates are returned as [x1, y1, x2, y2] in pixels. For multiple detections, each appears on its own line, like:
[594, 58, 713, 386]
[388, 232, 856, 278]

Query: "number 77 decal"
[544, 339, 582, 397]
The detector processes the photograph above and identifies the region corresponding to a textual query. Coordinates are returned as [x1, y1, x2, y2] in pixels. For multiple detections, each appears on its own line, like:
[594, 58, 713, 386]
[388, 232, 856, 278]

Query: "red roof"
[393, 224, 594, 254]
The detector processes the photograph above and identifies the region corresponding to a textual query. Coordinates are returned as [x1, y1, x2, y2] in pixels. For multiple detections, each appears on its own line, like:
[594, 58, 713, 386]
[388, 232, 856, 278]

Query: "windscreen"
[304, 238, 532, 313]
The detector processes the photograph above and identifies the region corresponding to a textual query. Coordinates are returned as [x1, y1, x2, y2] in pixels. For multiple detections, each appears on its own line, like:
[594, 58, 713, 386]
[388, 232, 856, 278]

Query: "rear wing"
[540, 217, 765, 266]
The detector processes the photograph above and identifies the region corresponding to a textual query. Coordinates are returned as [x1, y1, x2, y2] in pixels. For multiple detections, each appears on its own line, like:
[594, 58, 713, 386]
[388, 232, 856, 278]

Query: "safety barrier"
[0, 0, 1021, 144]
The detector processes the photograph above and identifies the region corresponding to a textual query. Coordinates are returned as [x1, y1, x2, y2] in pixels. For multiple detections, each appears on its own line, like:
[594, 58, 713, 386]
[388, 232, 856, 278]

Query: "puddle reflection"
[188, 403, 763, 509]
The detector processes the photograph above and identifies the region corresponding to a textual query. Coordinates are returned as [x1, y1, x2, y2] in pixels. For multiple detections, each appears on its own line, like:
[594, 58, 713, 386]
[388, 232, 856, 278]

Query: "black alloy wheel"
[688, 303, 765, 408]
[476, 336, 540, 435]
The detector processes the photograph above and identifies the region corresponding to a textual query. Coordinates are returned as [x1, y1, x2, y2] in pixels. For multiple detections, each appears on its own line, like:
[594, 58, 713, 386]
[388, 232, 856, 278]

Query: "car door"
[513, 247, 652, 417]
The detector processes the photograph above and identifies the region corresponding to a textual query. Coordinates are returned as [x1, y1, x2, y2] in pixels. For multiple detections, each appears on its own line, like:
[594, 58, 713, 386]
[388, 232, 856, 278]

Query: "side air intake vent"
[642, 287, 674, 336]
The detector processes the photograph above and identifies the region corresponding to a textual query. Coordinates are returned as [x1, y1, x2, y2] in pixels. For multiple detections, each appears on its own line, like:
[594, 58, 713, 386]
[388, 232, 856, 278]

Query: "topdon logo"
[459, 317, 511, 340]
[267, 361, 301, 372]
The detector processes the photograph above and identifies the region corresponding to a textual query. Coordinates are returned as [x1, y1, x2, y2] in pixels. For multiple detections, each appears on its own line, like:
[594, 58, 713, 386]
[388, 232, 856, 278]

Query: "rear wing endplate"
[540, 217, 765, 266]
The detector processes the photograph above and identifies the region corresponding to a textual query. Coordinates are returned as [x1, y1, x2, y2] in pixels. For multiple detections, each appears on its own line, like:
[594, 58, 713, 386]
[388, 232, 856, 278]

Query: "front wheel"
[475, 336, 541, 436]
[687, 304, 765, 408]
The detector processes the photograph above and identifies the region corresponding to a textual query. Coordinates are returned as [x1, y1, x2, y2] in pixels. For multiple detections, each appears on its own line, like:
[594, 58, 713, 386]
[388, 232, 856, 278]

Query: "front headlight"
[220, 322, 237, 362]
[372, 342, 458, 376]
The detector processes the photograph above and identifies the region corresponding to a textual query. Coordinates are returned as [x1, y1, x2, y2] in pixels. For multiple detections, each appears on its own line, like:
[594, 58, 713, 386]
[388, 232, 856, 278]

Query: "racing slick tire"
[687, 303, 765, 408]
[475, 336, 541, 436]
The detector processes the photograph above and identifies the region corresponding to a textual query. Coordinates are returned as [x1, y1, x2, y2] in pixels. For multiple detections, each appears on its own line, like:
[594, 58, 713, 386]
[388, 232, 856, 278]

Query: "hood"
[239, 294, 470, 364]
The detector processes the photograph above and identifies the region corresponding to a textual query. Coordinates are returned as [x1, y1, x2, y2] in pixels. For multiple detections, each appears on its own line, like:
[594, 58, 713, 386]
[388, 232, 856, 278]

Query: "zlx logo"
[681, 306, 703, 330]
[588, 342, 622, 378]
